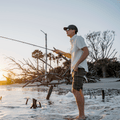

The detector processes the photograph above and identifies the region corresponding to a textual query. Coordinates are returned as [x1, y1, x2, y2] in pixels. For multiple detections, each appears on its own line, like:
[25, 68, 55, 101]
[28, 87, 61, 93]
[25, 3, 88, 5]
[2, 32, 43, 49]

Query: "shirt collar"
[70, 34, 77, 43]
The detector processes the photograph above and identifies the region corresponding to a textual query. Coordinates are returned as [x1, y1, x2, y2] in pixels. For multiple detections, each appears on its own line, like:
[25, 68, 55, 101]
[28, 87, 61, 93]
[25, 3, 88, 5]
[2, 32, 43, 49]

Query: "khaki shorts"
[72, 68, 86, 91]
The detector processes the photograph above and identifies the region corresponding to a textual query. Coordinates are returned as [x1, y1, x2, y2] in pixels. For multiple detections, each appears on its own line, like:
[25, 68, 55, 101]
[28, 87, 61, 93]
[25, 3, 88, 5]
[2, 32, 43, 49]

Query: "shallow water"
[0, 86, 120, 120]
[0, 86, 77, 120]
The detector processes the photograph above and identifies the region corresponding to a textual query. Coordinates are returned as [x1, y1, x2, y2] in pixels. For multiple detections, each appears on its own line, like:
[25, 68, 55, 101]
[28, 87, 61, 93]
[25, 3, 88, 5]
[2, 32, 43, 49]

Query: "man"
[54, 25, 89, 120]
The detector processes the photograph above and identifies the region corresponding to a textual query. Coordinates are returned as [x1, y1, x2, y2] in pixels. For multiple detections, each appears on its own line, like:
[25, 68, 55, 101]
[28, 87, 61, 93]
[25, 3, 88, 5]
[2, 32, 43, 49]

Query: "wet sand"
[4, 77, 120, 92]
[0, 77, 120, 120]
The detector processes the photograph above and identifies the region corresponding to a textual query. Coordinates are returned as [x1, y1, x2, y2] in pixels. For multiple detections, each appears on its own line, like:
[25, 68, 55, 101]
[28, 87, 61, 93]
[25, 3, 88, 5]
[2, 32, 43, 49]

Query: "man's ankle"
[76, 115, 85, 118]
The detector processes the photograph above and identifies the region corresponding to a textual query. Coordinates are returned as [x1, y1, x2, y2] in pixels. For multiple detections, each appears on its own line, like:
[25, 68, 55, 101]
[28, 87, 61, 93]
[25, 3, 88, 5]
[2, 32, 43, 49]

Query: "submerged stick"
[46, 85, 53, 100]
[102, 90, 105, 102]
[25, 98, 30, 105]
[30, 98, 37, 109]
[38, 102, 42, 108]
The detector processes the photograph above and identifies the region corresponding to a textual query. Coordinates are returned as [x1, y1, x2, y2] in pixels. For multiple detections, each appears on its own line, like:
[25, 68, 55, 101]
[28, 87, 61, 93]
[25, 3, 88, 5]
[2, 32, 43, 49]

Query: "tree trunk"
[102, 65, 106, 78]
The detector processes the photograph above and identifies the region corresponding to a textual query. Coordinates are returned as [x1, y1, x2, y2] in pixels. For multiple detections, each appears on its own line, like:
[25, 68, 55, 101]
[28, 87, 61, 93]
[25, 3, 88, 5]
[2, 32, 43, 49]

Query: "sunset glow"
[0, 71, 5, 81]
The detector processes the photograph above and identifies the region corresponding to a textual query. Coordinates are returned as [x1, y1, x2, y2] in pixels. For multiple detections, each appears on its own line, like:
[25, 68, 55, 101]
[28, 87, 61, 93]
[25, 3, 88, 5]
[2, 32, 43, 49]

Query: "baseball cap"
[63, 25, 78, 33]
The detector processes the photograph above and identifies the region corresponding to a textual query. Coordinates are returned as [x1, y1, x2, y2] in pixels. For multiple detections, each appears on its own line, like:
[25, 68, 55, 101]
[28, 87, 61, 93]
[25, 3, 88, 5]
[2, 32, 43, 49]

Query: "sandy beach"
[4, 77, 120, 89]
[0, 77, 120, 120]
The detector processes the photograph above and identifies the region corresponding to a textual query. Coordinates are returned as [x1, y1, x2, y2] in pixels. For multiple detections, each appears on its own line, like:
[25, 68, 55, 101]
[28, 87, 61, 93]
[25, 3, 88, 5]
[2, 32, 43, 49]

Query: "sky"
[0, 0, 120, 80]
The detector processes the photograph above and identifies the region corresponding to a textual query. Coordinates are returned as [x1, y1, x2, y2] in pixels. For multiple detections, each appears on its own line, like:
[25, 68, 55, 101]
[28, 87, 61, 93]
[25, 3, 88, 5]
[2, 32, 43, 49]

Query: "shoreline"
[1, 77, 120, 96]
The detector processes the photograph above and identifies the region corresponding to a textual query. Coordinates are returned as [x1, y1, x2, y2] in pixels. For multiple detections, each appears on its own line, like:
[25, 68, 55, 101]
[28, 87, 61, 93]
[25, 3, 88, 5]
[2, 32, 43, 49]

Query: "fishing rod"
[0, 36, 53, 51]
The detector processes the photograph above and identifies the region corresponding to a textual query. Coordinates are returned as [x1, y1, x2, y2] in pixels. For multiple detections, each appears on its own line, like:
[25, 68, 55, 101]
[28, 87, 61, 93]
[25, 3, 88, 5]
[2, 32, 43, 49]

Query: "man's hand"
[73, 65, 78, 72]
[53, 49, 63, 55]
[53, 49, 71, 59]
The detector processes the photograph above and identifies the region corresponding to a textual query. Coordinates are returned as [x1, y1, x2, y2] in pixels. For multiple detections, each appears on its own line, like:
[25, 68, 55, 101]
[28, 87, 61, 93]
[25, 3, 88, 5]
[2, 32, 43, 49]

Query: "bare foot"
[76, 116, 85, 120]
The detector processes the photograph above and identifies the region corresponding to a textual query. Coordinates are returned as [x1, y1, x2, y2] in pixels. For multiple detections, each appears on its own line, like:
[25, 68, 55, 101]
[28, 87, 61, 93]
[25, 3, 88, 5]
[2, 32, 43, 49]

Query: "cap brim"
[63, 27, 68, 30]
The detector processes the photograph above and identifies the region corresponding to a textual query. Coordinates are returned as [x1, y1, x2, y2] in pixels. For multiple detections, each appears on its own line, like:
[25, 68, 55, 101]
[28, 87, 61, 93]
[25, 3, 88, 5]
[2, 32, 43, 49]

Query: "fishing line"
[0, 36, 53, 51]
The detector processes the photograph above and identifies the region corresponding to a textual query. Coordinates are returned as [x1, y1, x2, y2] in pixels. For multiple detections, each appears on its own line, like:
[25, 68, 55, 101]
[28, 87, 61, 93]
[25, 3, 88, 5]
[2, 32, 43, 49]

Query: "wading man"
[54, 25, 89, 120]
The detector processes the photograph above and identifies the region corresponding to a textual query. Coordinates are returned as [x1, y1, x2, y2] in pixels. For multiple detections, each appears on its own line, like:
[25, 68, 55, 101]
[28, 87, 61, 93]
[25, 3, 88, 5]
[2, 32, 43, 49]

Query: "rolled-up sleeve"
[76, 36, 87, 49]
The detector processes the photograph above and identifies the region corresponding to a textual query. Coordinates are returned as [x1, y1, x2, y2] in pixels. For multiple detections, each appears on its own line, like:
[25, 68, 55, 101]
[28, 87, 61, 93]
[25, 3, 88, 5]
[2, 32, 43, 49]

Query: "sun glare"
[0, 71, 5, 81]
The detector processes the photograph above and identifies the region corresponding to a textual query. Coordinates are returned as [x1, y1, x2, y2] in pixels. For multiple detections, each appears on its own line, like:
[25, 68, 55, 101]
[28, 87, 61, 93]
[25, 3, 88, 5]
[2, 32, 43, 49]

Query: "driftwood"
[22, 54, 71, 88]
[25, 98, 30, 105]
[22, 75, 44, 88]
[30, 98, 41, 109]
[30, 98, 37, 109]
[102, 90, 105, 102]
[46, 85, 53, 100]
[22, 54, 72, 100]
[38, 102, 42, 108]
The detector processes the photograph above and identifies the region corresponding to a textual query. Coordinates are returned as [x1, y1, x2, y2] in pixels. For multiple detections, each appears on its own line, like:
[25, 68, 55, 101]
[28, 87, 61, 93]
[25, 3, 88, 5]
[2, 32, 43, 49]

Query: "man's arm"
[53, 49, 71, 59]
[73, 47, 89, 71]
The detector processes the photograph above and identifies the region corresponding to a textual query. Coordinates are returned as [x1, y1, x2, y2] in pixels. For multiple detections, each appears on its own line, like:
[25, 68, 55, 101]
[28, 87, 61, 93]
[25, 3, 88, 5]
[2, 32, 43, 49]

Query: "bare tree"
[3, 56, 44, 82]
[86, 30, 117, 78]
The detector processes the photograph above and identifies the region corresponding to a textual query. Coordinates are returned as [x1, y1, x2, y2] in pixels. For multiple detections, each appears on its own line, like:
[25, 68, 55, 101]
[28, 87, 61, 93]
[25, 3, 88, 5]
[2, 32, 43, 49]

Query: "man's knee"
[72, 88, 83, 96]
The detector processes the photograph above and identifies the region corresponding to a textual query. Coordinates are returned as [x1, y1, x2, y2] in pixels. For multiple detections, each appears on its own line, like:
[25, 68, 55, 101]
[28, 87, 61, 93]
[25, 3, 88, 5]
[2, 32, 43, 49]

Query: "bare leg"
[72, 88, 85, 119]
